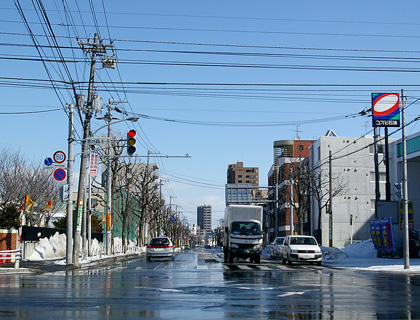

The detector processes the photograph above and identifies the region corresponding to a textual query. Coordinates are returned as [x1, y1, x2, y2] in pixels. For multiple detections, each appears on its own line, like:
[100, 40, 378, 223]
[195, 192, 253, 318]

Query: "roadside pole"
[66, 103, 74, 265]
[106, 106, 113, 255]
[401, 89, 409, 270]
[74, 33, 113, 266]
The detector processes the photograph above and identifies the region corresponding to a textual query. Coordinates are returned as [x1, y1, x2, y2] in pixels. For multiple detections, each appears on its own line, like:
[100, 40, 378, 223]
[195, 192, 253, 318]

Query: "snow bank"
[28, 232, 104, 260]
[341, 239, 377, 258]
[28, 232, 140, 260]
[28, 232, 67, 260]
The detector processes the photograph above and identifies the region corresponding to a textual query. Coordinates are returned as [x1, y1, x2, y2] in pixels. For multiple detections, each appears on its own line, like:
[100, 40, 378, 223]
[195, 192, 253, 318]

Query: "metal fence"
[0, 249, 22, 269]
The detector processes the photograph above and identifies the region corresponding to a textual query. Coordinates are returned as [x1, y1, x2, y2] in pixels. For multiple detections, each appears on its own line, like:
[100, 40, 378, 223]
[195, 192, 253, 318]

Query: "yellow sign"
[399, 201, 414, 230]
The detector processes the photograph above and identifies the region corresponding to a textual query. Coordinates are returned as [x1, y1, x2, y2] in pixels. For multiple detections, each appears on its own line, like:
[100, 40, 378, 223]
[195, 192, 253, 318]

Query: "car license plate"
[301, 254, 313, 259]
[155, 248, 164, 251]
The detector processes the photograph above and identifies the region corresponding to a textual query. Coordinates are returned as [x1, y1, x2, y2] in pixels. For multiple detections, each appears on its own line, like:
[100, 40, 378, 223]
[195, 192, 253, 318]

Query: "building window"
[370, 172, 386, 182]
[369, 144, 384, 154]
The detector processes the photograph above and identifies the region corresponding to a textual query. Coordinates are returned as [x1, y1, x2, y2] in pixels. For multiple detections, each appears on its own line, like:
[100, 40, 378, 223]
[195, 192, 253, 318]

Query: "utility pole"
[401, 89, 409, 270]
[329, 150, 333, 247]
[106, 103, 113, 255]
[289, 168, 294, 236]
[66, 104, 74, 265]
[373, 127, 381, 219]
[74, 33, 113, 266]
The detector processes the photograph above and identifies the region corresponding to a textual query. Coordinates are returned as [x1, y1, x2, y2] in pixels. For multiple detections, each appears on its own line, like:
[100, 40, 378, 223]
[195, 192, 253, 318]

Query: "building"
[267, 138, 315, 240]
[227, 161, 259, 186]
[197, 205, 212, 232]
[226, 162, 264, 205]
[309, 131, 389, 248]
[388, 130, 420, 253]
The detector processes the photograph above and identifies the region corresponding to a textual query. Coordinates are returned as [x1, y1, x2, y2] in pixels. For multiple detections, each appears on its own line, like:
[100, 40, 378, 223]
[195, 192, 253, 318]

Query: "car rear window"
[150, 238, 170, 246]
[290, 237, 317, 245]
[275, 238, 284, 244]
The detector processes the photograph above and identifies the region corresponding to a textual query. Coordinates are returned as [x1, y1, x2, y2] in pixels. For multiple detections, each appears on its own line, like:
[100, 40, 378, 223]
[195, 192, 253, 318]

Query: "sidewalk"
[0, 253, 141, 273]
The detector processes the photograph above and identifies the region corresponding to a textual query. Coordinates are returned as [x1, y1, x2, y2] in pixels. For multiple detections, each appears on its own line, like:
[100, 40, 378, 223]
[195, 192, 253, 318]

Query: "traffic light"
[127, 129, 137, 156]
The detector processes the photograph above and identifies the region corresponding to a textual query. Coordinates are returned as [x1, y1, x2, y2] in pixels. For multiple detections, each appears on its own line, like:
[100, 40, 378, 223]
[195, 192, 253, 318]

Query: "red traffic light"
[127, 129, 137, 156]
[128, 129, 136, 138]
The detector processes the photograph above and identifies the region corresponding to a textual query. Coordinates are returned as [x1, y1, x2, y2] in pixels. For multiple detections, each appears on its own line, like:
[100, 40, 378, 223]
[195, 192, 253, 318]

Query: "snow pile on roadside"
[27, 232, 141, 261]
[341, 239, 377, 258]
[28, 232, 67, 260]
[322, 239, 377, 262]
[28, 232, 103, 260]
[321, 246, 348, 262]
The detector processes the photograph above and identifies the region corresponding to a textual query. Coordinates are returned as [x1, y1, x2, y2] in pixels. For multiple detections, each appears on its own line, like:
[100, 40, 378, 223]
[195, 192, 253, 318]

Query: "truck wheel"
[287, 255, 292, 265]
[255, 255, 260, 264]
[282, 256, 286, 264]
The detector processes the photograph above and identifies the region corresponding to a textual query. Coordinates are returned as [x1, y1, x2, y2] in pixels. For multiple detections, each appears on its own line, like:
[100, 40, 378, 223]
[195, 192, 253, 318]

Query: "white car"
[281, 235, 322, 265]
[146, 237, 175, 261]
[269, 237, 285, 260]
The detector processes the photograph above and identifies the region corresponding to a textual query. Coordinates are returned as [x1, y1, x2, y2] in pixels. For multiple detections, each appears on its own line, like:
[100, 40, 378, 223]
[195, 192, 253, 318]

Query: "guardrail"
[0, 249, 22, 269]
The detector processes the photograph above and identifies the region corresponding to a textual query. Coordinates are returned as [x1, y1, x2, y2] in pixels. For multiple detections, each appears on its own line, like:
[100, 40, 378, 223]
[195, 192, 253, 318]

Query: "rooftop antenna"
[290, 125, 302, 140]
[364, 121, 369, 134]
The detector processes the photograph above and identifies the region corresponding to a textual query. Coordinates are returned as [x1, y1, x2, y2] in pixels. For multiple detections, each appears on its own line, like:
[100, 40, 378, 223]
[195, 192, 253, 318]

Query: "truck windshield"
[231, 222, 261, 235]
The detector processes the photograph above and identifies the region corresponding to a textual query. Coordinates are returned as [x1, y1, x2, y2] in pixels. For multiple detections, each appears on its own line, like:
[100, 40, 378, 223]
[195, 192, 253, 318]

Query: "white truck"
[223, 205, 264, 264]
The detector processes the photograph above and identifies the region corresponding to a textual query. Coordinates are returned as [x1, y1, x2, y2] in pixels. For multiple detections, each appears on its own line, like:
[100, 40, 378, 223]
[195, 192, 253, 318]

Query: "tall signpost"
[371, 92, 407, 268]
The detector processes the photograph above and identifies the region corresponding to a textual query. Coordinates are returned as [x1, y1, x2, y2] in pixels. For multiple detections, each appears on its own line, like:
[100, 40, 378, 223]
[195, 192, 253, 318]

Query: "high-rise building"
[227, 161, 259, 186]
[197, 205, 212, 232]
[226, 162, 263, 205]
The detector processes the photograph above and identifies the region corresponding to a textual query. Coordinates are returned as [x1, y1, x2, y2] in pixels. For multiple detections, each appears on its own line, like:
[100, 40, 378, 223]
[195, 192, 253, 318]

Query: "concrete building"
[227, 161, 259, 185]
[197, 205, 212, 232]
[226, 162, 264, 205]
[309, 131, 388, 248]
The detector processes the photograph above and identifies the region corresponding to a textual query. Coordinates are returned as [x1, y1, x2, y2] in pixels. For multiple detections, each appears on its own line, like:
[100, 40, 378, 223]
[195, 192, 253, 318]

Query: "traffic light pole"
[106, 106, 113, 255]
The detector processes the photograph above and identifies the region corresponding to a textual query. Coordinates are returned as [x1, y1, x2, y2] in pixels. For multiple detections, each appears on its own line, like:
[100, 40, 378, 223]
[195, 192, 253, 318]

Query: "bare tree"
[309, 166, 347, 243]
[288, 159, 312, 235]
[0, 147, 64, 226]
[129, 163, 160, 246]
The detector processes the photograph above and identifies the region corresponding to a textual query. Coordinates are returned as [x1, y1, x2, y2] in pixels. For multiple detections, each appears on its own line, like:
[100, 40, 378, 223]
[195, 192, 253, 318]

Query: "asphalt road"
[0, 249, 419, 319]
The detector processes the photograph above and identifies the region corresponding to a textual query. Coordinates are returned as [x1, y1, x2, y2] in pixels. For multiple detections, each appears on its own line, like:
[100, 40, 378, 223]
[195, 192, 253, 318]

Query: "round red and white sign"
[53, 151, 66, 164]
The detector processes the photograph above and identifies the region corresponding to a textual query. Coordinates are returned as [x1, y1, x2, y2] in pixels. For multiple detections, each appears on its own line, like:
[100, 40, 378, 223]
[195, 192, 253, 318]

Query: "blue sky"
[2, 1, 420, 226]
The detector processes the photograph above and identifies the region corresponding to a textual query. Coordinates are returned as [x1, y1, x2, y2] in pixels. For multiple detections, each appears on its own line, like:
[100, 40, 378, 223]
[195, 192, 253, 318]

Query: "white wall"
[310, 135, 387, 248]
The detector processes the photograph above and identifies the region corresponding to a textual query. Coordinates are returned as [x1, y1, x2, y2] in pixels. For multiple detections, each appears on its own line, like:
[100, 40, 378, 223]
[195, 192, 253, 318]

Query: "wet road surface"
[0, 249, 419, 319]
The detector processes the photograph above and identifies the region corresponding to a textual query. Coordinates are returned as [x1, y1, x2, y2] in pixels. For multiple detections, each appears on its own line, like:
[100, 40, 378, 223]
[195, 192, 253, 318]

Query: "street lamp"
[102, 114, 139, 255]
[92, 115, 140, 136]
[75, 114, 140, 263]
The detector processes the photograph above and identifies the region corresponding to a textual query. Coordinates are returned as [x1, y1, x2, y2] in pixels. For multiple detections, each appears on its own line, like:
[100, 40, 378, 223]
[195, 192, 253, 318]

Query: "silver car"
[146, 237, 175, 261]
[269, 236, 285, 260]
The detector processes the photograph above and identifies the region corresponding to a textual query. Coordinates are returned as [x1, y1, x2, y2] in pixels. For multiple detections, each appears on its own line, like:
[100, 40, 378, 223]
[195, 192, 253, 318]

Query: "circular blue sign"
[54, 168, 67, 181]
[44, 157, 53, 166]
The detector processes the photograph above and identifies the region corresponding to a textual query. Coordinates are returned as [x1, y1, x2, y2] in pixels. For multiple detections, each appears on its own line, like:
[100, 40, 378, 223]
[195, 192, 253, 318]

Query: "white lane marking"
[278, 292, 306, 298]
